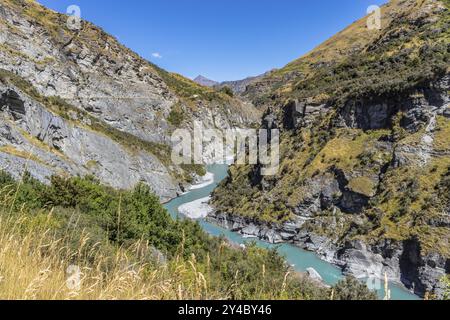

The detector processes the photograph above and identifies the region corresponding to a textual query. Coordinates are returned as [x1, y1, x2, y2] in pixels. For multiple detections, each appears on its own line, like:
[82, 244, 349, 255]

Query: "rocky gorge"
[209, 0, 450, 298]
[0, 0, 449, 300]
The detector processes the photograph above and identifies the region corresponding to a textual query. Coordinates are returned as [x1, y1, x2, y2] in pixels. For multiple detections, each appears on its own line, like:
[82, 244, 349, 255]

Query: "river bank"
[206, 212, 430, 298]
[178, 196, 213, 219]
[164, 164, 420, 300]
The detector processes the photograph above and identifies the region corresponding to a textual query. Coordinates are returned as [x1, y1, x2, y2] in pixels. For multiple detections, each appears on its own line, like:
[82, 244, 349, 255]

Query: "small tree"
[332, 276, 378, 300]
[442, 276, 450, 300]
[219, 86, 234, 97]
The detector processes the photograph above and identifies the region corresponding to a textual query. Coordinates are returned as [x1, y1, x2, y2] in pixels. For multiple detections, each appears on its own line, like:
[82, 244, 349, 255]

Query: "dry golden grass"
[0, 177, 305, 300]
[0, 208, 223, 300]
[273, 0, 434, 77]
[0, 145, 43, 164]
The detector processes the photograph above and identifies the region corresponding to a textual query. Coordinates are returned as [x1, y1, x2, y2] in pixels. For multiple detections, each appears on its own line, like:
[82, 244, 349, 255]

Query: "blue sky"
[37, 0, 387, 82]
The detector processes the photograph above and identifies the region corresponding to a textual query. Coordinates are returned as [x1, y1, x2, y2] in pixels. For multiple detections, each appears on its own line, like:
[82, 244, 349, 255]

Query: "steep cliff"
[0, 0, 260, 201]
[210, 0, 450, 297]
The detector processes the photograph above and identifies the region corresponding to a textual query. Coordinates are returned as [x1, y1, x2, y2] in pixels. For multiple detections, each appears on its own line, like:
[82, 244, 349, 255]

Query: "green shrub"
[219, 86, 234, 97]
[332, 276, 378, 300]
[443, 276, 450, 300]
[167, 106, 185, 127]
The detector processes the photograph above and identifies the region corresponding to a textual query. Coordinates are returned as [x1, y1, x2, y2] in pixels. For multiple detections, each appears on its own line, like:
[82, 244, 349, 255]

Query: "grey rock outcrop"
[0, 0, 260, 200]
[306, 267, 324, 283]
[208, 206, 448, 297]
[337, 77, 449, 132]
[0, 83, 179, 201]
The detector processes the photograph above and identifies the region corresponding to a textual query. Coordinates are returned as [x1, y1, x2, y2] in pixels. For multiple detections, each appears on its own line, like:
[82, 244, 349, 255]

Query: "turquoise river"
[164, 164, 420, 300]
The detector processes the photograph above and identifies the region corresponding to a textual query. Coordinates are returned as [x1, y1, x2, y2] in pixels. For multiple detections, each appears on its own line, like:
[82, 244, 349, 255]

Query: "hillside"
[210, 0, 450, 298]
[243, 0, 448, 106]
[0, 0, 260, 201]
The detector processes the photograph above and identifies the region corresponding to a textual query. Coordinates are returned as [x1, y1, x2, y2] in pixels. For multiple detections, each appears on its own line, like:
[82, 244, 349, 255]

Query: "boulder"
[306, 268, 323, 282]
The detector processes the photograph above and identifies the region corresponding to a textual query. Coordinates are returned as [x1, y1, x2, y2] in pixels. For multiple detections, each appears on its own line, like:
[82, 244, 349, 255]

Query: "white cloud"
[152, 52, 162, 59]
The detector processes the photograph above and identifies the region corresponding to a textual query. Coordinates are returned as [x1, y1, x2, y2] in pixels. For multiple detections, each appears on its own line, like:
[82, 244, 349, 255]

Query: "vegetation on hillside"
[213, 108, 450, 257]
[212, 0, 450, 263]
[247, 0, 449, 107]
[1, 170, 378, 300]
[332, 277, 378, 300]
[443, 276, 450, 300]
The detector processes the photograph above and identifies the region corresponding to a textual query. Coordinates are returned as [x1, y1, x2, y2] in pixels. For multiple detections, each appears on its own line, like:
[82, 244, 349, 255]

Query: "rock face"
[336, 79, 450, 132]
[211, 79, 450, 296]
[0, 0, 260, 200]
[0, 82, 179, 201]
[0, 1, 175, 144]
[210, 0, 450, 298]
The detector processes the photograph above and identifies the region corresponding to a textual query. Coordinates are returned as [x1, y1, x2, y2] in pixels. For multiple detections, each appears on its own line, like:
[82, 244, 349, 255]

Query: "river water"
[164, 164, 420, 300]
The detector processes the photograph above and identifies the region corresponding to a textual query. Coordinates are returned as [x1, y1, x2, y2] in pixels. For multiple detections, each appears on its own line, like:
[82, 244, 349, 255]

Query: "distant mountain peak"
[193, 75, 218, 87]
[217, 70, 278, 95]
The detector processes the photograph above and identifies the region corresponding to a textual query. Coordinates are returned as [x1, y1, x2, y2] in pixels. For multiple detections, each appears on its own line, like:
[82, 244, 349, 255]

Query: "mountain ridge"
[194, 72, 275, 96]
[216, 70, 277, 95]
[193, 75, 218, 87]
